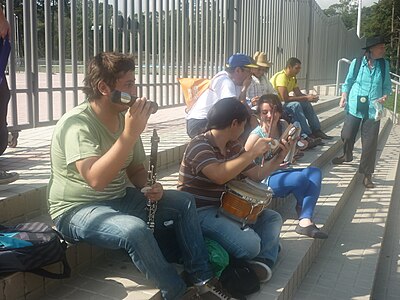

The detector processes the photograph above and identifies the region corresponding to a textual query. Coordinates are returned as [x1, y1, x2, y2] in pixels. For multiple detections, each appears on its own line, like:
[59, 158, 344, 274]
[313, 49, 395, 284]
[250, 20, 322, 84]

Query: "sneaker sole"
[247, 260, 272, 283]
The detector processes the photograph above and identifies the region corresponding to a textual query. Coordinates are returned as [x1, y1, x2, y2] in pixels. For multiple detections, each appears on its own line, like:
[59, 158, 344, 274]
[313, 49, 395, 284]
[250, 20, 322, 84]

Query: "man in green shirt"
[48, 52, 231, 300]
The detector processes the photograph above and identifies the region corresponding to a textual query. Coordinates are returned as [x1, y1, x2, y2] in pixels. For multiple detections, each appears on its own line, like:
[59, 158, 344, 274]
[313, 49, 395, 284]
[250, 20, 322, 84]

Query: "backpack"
[0, 222, 71, 279]
[219, 258, 260, 299]
[348, 56, 386, 93]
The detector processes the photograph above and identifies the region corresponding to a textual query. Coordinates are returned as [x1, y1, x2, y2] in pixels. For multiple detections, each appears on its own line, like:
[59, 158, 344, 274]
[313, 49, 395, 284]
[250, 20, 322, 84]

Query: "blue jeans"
[264, 167, 322, 220]
[284, 101, 320, 136]
[55, 188, 213, 300]
[186, 118, 207, 138]
[197, 207, 282, 266]
[0, 79, 10, 156]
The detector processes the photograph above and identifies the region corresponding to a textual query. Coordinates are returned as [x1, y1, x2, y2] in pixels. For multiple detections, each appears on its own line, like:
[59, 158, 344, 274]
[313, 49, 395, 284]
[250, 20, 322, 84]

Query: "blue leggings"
[263, 167, 322, 220]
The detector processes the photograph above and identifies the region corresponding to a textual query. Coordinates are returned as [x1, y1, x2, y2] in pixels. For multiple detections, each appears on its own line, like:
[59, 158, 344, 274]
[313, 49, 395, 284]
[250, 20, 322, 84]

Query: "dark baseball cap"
[226, 53, 258, 69]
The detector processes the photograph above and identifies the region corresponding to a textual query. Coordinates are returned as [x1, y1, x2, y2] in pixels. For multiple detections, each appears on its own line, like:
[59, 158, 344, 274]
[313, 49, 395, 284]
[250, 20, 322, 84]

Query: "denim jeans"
[55, 188, 213, 300]
[0, 79, 10, 156]
[186, 118, 207, 138]
[197, 207, 282, 266]
[264, 167, 322, 220]
[284, 101, 320, 136]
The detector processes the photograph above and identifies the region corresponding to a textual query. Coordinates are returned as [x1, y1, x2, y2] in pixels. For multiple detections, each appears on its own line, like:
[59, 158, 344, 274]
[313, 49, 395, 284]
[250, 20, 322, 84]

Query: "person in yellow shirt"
[270, 57, 332, 142]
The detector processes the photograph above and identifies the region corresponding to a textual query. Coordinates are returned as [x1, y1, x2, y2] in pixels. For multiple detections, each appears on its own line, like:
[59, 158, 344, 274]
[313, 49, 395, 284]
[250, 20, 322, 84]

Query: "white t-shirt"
[186, 71, 242, 120]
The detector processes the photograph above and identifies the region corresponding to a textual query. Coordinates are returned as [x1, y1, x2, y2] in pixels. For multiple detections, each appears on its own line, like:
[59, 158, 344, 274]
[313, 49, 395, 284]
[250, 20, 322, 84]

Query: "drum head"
[227, 179, 271, 200]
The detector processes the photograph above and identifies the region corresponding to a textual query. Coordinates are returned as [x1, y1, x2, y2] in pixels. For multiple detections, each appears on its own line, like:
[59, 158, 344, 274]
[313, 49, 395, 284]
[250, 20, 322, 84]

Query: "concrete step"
[371, 127, 400, 299]
[314, 84, 338, 96]
[293, 123, 400, 300]
[248, 115, 393, 300]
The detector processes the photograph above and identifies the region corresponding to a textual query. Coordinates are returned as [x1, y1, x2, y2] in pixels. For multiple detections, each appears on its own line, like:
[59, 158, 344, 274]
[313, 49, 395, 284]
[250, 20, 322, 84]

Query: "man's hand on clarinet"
[142, 182, 164, 202]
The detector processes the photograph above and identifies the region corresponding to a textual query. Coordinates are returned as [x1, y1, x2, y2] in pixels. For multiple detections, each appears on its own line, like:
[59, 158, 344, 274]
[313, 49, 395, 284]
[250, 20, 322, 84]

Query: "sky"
[316, 0, 377, 9]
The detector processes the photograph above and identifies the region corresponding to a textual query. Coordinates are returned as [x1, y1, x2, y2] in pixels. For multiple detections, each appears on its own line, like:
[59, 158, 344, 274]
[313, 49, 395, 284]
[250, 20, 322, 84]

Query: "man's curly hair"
[82, 52, 136, 101]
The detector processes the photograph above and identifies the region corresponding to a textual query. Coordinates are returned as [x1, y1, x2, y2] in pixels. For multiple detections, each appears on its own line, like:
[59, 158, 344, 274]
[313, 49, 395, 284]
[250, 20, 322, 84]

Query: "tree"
[324, 0, 358, 30]
[362, 0, 400, 73]
[324, 0, 400, 73]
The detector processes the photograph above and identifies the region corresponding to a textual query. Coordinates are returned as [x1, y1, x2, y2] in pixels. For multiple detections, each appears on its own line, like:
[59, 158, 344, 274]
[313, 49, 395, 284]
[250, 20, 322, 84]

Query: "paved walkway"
[293, 125, 400, 300]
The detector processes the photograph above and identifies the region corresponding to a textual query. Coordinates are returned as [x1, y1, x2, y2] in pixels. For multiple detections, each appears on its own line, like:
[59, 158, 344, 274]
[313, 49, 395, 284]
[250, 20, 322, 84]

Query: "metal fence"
[4, 0, 363, 131]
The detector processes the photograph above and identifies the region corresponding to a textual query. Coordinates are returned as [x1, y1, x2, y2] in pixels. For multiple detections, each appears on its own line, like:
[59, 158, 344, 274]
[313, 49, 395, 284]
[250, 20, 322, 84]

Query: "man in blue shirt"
[332, 36, 391, 188]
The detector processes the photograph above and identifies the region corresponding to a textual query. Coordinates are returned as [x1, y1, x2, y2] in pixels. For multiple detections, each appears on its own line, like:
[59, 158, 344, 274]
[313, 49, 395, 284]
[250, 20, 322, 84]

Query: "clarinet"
[146, 129, 160, 232]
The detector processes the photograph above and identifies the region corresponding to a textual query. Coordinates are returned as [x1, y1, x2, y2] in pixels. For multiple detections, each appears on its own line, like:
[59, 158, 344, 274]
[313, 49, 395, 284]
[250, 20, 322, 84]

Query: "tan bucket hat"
[253, 51, 272, 68]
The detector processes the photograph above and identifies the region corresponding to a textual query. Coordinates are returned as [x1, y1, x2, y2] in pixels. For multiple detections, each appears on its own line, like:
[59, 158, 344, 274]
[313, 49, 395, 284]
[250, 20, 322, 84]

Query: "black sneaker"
[0, 170, 19, 185]
[198, 278, 237, 300]
[312, 130, 333, 140]
[332, 155, 353, 165]
[305, 137, 323, 149]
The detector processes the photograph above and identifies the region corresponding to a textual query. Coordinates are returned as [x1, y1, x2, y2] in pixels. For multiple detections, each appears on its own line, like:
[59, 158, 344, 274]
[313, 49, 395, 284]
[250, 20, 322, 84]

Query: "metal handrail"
[335, 58, 352, 96]
[391, 79, 399, 124]
[390, 72, 400, 81]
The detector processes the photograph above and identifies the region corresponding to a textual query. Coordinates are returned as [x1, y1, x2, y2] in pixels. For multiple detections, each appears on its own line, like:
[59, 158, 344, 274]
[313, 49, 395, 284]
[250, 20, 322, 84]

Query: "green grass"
[384, 93, 400, 114]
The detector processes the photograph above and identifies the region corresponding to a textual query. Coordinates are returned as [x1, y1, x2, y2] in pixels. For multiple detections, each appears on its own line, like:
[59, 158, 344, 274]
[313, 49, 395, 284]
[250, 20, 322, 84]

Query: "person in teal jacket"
[332, 36, 391, 188]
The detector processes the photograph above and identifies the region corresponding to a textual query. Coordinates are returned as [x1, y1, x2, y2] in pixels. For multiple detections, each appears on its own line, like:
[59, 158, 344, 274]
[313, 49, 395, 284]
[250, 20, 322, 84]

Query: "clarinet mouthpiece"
[111, 90, 158, 114]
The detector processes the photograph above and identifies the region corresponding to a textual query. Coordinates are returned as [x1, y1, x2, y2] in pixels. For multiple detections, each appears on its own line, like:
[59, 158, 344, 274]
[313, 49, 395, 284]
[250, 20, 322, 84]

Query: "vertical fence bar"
[157, 0, 163, 106]
[188, 0, 194, 76]
[93, 0, 99, 54]
[137, 0, 143, 96]
[82, 0, 89, 75]
[394, 84, 399, 124]
[58, 1, 66, 116]
[170, 0, 175, 105]
[44, 0, 53, 122]
[70, 0, 78, 107]
[113, 0, 118, 52]
[144, 0, 150, 97]
[151, 0, 156, 102]
[181, 0, 188, 80]
[130, 1, 136, 57]
[194, 0, 200, 78]
[103, 0, 109, 52]
[162, 0, 168, 106]
[122, 0, 128, 53]
[29, 2, 40, 127]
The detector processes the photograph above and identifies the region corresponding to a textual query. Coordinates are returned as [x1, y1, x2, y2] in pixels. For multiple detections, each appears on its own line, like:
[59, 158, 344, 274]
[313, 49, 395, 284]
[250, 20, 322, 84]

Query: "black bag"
[219, 258, 260, 299]
[0, 222, 71, 279]
[357, 95, 369, 118]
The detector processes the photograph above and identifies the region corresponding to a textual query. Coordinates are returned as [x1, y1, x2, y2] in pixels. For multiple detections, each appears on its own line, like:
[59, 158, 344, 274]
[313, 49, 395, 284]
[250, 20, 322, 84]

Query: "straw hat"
[253, 51, 272, 68]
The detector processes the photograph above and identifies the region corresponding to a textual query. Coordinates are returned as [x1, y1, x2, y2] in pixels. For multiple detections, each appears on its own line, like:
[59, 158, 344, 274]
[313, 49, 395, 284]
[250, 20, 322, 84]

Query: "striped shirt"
[178, 133, 256, 208]
[247, 75, 277, 100]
